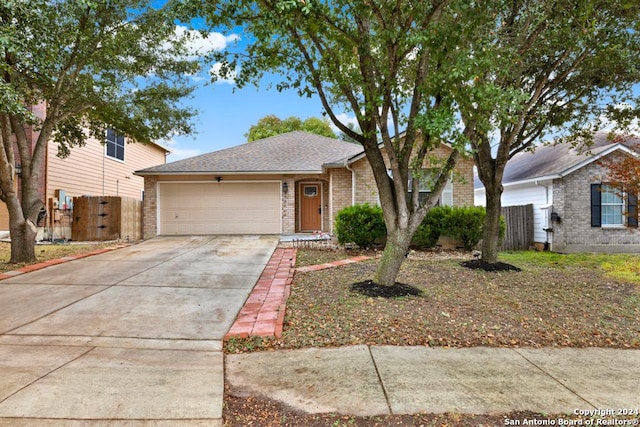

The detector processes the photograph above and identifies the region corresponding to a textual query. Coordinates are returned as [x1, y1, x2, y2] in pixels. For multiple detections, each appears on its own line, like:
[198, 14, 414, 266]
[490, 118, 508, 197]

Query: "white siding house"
[475, 131, 640, 253]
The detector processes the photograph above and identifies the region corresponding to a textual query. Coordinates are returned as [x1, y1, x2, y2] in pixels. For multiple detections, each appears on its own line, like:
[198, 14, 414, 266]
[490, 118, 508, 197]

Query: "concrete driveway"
[0, 235, 278, 426]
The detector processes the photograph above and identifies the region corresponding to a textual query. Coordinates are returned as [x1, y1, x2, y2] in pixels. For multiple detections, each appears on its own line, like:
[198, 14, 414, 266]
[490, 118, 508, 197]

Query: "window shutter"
[628, 192, 638, 227]
[591, 183, 601, 227]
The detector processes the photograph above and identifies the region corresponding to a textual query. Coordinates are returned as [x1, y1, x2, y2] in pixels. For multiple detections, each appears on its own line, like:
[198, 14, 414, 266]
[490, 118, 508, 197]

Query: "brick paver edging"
[225, 247, 297, 340]
[0, 244, 131, 281]
[225, 252, 374, 340]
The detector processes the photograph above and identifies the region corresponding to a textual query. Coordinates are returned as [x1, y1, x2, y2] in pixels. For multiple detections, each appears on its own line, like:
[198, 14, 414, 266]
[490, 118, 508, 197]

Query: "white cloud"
[597, 103, 640, 132]
[159, 138, 204, 162]
[173, 26, 239, 59]
[209, 62, 237, 85]
[330, 112, 360, 133]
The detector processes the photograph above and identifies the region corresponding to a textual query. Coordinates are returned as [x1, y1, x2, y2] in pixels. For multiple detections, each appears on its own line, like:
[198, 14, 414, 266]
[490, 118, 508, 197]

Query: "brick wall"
[347, 144, 475, 209]
[142, 176, 157, 239]
[551, 151, 640, 253]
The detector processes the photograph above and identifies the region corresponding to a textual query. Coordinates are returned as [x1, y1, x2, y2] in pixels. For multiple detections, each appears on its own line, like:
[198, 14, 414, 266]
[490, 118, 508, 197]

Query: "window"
[591, 183, 638, 227]
[408, 169, 453, 206]
[601, 184, 623, 226]
[106, 128, 125, 161]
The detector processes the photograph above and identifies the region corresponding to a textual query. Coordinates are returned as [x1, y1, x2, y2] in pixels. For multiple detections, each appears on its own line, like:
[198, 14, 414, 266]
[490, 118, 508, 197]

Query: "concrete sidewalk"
[226, 345, 640, 417]
[0, 235, 278, 426]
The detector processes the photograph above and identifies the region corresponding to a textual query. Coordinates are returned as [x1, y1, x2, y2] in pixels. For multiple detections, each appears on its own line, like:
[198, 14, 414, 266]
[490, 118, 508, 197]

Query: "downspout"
[328, 170, 333, 233]
[535, 180, 551, 251]
[345, 162, 356, 206]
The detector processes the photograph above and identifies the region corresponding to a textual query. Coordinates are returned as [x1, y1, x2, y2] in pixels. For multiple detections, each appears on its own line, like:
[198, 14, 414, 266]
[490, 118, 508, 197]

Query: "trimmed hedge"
[334, 203, 386, 248]
[334, 204, 506, 250]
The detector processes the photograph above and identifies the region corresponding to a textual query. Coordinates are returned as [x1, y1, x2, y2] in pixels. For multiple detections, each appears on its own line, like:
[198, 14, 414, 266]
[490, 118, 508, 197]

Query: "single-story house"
[474, 131, 640, 253]
[135, 131, 475, 238]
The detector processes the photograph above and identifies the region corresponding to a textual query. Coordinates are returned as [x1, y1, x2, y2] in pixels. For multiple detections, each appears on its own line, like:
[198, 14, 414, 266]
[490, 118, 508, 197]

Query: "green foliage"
[1, 0, 202, 262]
[444, 206, 489, 251]
[412, 206, 506, 251]
[246, 115, 336, 141]
[412, 206, 448, 248]
[334, 204, 386, 249]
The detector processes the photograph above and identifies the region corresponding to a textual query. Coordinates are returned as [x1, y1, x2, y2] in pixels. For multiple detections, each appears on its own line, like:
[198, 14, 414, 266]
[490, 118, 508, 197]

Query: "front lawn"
[225, 249, 640, 353]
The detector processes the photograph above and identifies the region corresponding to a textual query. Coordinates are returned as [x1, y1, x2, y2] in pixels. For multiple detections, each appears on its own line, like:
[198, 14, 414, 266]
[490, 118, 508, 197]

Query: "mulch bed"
[350, 280, 424, 298]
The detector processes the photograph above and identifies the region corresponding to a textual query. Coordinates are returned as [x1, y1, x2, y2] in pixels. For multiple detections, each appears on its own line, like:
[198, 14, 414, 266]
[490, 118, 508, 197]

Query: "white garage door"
[158, 181, 281, 235]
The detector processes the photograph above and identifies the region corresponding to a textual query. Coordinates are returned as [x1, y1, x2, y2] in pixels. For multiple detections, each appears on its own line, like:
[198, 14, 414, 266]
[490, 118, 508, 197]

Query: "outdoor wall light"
[282, 182, 289, 193]
[550, 212, 561, 223]
[15, 163, 22, 176]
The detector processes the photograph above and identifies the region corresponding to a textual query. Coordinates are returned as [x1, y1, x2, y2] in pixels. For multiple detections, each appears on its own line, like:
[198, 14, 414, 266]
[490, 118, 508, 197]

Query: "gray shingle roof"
[136, 131, 364, 175]
[477, 131, 640, 187]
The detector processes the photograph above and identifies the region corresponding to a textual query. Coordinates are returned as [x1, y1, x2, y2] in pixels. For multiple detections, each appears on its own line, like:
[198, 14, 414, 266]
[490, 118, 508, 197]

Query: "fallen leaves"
[225, 250, 640, 353]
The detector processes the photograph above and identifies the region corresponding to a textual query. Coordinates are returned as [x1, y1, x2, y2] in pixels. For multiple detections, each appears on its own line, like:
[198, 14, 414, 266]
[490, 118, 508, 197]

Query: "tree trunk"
[374, 227, 414, 286]
[481, 184, 503, 264]
[9, 217, 37, 263]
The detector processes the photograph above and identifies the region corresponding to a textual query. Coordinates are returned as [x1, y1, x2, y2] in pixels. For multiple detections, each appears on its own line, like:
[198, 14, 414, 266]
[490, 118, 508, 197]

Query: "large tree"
[1, 0, 200, 262]
[456, 0, 640, 264]
[246, 114, 335, 141]
[189, 0, 486, 286]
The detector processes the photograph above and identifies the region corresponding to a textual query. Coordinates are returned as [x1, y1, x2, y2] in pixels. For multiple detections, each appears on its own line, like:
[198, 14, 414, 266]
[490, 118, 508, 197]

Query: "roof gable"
[500, 131, 640, 185]
[136, 131, 363, 175]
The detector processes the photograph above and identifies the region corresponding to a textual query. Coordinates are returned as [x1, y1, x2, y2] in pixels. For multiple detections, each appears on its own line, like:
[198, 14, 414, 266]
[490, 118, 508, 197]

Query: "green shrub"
[412, 206, 450, 248]
[412, 206, 506, 251]
[334, 204, 386, 248]
[442, 206, 486, 251]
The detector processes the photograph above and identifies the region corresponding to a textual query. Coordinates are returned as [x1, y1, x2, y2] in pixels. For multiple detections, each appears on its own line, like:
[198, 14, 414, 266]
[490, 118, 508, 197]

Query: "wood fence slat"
[500, 204, 534, 251]
[72, 196, 142, 241]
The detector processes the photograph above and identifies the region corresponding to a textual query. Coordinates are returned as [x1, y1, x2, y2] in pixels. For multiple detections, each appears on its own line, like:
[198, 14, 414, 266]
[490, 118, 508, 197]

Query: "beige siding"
[47, 137, 167, 204]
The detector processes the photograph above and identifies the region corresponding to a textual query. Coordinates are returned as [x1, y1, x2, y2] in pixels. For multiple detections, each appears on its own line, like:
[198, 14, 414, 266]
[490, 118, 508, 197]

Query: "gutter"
[134, 170, 325, 177]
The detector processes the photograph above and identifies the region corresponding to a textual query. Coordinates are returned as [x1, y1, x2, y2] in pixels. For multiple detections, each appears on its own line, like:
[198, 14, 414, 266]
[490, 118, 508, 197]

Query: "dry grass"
[225, 249, 640, 352]
[224, 248, 640, 425]
[0, 241, 120, 273]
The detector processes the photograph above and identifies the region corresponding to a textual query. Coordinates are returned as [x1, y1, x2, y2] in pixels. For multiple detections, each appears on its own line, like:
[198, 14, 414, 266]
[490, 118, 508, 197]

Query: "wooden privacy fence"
[72, 196, 142, 241]
[500, 204, 534, 251]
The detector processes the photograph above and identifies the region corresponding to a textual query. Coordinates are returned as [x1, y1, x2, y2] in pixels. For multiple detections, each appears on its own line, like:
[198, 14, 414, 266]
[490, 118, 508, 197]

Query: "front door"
[300, 183, 322, 231]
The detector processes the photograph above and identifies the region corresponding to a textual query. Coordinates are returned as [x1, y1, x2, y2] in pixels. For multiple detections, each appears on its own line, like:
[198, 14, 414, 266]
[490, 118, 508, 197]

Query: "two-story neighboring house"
[1, 103, 169, 238]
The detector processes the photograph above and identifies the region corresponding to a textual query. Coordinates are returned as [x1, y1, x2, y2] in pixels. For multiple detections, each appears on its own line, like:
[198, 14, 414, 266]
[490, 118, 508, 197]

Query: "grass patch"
[225, 250, 640, 353]
[501, 251, 640, 284]
[0, 241, 120, 273]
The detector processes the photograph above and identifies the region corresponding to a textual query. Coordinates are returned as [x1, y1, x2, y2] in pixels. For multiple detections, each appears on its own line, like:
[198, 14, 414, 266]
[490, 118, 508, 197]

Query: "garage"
[158, 181, 281, 235]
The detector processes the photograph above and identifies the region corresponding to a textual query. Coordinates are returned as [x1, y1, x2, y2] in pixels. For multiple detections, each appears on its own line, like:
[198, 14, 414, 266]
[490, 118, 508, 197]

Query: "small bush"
[334, 204, 386, 248]
[412, 206, 450, 248]
[412, 206, 506, 250]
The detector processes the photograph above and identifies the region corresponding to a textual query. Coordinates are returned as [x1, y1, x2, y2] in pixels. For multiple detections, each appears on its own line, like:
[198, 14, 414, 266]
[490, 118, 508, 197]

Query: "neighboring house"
[0, 103, 169, 236]
[135, 131, 475, 238]
[474, 131, 640, 253]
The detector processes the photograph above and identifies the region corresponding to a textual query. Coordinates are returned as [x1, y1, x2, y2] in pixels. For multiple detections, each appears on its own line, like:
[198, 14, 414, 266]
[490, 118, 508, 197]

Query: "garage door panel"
[159, 182, 281, 235]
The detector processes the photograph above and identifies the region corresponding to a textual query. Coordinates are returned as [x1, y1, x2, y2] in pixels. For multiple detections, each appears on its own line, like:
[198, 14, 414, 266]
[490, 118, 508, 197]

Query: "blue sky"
[166, 78, 335, 162]
[162, 26, 354, 162]
[162, 24, 640, 163]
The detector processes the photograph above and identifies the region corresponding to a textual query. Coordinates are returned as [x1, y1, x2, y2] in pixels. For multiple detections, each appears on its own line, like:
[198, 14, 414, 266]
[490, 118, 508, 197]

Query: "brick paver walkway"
[224, 247, 297, 339]
[225, 251, 372, 340]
